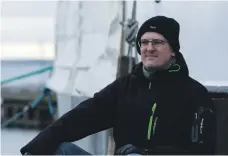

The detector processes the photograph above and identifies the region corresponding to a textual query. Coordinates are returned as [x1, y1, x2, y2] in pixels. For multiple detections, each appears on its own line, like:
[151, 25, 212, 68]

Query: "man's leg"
[55, 142, 91, 155]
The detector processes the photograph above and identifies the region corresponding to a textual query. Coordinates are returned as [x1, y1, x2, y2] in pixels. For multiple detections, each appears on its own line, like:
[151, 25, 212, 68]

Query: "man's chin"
[144, 63, 163, 69]
[144, 63, 157, 68]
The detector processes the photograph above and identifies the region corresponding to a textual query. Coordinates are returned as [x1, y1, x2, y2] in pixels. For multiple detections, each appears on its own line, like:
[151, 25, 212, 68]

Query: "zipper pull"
[148, 82, 152, 90]
[152, 117, 158, 136]
[200, 118, 204, 134]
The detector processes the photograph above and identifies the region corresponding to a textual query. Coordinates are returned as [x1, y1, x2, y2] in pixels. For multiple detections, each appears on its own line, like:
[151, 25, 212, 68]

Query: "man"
[21, 16, 216, 155]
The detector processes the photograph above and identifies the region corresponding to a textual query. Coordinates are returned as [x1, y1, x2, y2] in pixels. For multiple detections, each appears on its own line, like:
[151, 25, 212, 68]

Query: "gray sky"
[1, 1, 57, 43]
[2, 1, 57, 17]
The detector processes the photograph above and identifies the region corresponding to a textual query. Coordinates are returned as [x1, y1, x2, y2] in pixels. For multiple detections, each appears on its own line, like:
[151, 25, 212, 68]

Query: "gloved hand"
[115, 144, 143, 155]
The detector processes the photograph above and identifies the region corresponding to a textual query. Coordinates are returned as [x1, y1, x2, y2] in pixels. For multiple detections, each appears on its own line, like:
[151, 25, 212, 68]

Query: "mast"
[116, 0, 137, 78]
[116, 0, 127, 78]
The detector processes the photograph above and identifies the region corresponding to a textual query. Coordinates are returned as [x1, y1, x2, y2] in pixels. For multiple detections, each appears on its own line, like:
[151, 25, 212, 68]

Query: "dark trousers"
[55, 142, 91, 155]
[54, 142, 141, 155]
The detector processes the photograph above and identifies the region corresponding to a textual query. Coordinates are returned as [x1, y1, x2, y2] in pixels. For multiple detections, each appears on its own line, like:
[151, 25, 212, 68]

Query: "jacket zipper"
[148, 82, 152, 90]
[147, 103, 157, 140]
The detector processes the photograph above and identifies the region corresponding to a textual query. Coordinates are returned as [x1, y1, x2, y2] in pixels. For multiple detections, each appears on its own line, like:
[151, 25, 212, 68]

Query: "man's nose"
[147, 43, 155, 51]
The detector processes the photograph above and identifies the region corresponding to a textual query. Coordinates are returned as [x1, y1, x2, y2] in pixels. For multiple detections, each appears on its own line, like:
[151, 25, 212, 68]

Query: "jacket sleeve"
[190, 86, 217, 154]
[20, 77, 124, 155]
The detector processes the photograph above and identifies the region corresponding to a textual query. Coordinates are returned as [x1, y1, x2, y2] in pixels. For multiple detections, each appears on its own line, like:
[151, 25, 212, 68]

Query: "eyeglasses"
[138, 39, 168, 48]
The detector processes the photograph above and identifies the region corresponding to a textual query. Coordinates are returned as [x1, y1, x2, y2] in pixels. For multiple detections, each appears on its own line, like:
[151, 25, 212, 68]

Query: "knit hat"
[136, 16, 180, 54]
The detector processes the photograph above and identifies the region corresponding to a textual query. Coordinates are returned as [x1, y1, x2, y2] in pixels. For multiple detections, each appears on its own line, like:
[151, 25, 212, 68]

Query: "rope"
[47, 89, 55, 115]
[124, 0, 138, 46]
[1, 88, 55, 128]
[1, 66, 53, 85]
[125, 19, 139, 46]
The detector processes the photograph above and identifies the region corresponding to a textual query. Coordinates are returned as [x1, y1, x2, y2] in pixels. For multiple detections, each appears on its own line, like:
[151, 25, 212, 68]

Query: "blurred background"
[1, 0, 228, 155]
[1, 1, 57, 154]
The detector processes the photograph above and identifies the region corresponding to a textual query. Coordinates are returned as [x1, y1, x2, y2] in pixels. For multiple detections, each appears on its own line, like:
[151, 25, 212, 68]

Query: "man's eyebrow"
[140, 38, 164, 40]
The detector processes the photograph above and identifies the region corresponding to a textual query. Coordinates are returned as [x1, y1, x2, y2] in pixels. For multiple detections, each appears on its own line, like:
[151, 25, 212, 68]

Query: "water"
[1, 59, 53, 90]
[1, 60, 52, 154]
[1, 128, 40, 155]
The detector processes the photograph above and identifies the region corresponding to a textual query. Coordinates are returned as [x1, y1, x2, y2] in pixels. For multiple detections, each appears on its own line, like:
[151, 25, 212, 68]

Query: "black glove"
[115, 144, 143, 155]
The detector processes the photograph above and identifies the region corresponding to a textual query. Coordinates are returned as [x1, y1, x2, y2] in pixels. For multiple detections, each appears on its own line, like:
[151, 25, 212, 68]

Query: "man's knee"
[58, 142, 74, 150]
[55, 142, 76, 155]
[55, 142, 91, 155]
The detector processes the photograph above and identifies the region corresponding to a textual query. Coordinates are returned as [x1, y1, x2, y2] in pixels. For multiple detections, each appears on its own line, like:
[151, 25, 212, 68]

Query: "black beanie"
[136, 16, 180, 55]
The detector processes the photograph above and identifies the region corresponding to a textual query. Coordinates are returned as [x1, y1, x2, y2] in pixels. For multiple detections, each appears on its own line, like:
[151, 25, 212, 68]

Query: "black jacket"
[20, 52, 216, 155]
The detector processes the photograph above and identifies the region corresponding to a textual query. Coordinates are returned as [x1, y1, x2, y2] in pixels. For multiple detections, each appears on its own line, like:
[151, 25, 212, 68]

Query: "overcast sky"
[1, 1, 58, 59]
[1, 1, 57, 43]
[2, 1, 57, 17]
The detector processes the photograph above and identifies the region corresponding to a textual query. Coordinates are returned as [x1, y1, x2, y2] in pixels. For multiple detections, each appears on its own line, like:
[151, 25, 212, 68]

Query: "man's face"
[140, 32, 175, 69]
